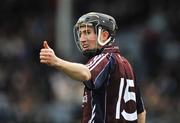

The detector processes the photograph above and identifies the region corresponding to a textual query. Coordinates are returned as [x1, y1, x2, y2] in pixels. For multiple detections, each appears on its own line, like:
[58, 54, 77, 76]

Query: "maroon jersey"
[82, 46, 145, 123]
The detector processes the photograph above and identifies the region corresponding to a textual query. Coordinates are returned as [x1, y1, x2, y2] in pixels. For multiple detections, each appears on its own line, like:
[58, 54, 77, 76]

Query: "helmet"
[73, 12, 118, 57]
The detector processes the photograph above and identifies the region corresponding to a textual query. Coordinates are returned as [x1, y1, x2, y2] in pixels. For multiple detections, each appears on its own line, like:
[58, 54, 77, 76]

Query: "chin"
[82, 48, 89, 52]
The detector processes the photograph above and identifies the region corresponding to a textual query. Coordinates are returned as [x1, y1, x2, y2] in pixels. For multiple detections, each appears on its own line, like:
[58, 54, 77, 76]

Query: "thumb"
[43, 41, 50, 49]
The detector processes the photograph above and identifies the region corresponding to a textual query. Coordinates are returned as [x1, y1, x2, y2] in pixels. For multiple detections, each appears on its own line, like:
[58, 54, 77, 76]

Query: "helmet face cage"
[73, 20, 100, 52]
[73, 12, 118, 56]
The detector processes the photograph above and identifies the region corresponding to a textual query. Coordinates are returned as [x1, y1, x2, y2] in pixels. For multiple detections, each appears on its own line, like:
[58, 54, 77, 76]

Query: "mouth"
[82, 44, 89, 50]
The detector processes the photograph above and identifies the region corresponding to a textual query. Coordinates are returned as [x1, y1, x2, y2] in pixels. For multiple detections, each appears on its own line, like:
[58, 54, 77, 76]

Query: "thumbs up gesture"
[43, 41, 50, 49]
[40, 41, 58, 66]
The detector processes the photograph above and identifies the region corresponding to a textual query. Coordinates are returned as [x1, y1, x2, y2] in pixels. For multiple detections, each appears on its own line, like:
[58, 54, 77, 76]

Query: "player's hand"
[39, 41, 58, 66]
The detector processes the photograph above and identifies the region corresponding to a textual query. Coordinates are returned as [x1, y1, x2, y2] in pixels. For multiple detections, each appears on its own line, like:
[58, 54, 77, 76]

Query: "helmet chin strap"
[97, 27, 112, 46]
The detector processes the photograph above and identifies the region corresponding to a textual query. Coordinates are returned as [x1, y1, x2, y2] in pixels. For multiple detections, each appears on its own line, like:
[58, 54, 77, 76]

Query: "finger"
[43, 41, 50, 49]
[39, 51, 51, 56]
[40, 53, 53, 61]
[39, 55, 48, 60]
[40, 60, 48, 64]
[41, 48, 53, 53]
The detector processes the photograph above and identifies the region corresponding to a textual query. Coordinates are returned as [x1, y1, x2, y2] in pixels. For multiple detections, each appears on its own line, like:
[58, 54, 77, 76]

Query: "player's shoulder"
[86, 53, 109, 68]
[90, 53, 109, 62]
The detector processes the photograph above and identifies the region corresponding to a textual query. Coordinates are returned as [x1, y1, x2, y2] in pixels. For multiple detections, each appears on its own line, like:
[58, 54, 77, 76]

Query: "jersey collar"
[102, 45, 120, 54]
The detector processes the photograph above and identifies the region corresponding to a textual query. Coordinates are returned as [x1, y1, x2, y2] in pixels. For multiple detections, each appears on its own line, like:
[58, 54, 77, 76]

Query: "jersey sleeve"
[136, 84, 145, 114]
[83, 53, 115, 90]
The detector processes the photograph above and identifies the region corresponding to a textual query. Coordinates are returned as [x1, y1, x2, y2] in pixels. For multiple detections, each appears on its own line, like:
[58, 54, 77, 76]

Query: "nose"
[80, 33, 87, 42]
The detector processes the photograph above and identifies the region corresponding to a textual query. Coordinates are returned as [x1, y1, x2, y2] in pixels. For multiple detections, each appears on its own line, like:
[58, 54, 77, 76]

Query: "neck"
[83, 48, 103, 58]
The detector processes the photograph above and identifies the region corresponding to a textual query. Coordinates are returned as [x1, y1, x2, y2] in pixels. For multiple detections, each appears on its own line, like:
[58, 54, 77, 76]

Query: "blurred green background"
[0, 0, 179, 123]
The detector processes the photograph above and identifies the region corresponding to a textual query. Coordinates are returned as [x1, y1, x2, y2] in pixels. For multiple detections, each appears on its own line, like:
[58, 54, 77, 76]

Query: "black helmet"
[74, 12, 118, 57]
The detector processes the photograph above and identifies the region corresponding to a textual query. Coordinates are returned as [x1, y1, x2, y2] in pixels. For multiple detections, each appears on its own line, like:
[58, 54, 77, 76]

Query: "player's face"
[79, 26, 98, 52]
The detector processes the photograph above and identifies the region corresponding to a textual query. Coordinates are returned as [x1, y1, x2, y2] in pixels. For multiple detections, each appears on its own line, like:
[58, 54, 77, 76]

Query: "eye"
[78, 31, 82, 38]
[86, 31, 91, 35]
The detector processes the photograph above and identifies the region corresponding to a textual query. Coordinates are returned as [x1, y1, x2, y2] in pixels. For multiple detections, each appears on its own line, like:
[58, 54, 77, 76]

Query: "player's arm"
[138, 110, 146, 123]
[39, 41, 91, 81]
[135, 83, 146, 123]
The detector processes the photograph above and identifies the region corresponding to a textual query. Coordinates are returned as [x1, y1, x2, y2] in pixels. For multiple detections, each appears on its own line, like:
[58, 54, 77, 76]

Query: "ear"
[101, 31, 109, 41]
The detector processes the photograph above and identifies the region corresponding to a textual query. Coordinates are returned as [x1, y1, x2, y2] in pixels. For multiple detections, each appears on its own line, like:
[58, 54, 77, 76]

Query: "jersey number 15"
[116, 78, 137, 121]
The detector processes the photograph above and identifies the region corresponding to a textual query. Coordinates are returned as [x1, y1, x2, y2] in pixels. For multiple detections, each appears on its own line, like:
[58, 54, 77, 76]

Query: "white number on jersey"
[116, 78, 137, 121]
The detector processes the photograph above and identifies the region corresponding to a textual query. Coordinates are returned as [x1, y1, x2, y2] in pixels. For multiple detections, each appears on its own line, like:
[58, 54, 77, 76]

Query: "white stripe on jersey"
[86, 54, 104, 68]
[88, 104, 96, 123]
[117, 54, 123, 61]
[93, 60, 110, 84]
[86, 53, 108, 71]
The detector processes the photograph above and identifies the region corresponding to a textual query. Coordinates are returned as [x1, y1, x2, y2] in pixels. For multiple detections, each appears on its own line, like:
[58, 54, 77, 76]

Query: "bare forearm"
[55, 58, 91, 81]
[138, 110, 146, 123]
[40, 41, 91, 81]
